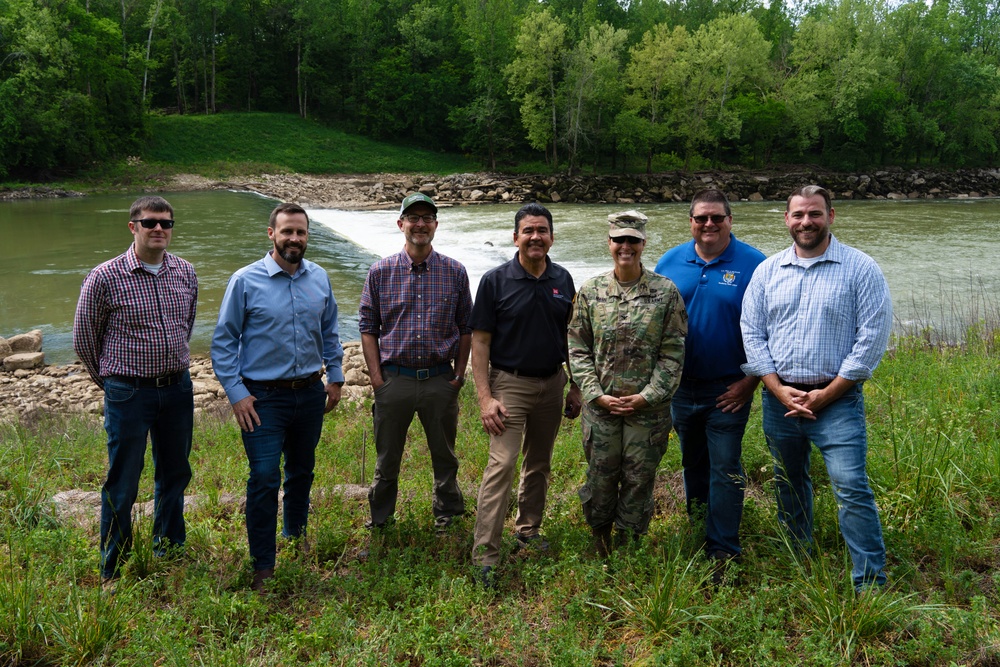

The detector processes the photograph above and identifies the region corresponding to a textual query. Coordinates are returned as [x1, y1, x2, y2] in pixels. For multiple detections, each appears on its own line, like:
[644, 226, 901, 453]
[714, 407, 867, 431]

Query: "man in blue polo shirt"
[654, 189, 765, 578]
[470, 202, 581, 588]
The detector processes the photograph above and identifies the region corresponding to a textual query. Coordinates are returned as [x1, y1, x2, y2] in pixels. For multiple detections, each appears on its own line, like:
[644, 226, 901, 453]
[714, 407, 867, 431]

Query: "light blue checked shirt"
[740, 235, 891, 384]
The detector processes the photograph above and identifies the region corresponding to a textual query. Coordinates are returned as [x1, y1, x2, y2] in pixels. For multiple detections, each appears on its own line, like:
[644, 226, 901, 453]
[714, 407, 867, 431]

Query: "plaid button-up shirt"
[358, 248, 472, 368]
[73, 244, 198, 388]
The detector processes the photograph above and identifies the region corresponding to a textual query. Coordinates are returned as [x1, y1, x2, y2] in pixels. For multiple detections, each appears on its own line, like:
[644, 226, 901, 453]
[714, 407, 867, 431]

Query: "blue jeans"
[671, 378, 750, 556]
[762, 385, 886, 588]
[101, 372, 193, 579]
[241, 379, 326, 571]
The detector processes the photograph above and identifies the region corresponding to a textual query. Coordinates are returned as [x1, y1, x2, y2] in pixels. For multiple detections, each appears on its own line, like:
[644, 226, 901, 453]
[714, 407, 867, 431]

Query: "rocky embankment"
[0, 337, 373, 423]
[213, 167, 1000, 210]
[3, 167, 997, 209]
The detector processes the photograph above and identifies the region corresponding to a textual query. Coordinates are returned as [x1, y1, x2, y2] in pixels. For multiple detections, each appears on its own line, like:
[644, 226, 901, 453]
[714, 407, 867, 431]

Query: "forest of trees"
[1, 0, 998, 179]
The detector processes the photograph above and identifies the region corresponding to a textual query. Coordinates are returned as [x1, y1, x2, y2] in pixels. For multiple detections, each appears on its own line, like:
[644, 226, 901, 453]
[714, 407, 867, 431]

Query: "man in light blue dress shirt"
[741, 185, 892, 591]
[212, 202, 345, 591]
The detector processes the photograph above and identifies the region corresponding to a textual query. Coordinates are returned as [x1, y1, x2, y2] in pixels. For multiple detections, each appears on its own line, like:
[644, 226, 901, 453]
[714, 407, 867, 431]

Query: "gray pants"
[368, 370, 465, 526]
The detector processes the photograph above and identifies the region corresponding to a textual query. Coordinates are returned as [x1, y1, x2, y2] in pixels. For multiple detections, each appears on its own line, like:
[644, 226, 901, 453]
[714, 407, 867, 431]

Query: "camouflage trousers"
[578, 403, 672, 535]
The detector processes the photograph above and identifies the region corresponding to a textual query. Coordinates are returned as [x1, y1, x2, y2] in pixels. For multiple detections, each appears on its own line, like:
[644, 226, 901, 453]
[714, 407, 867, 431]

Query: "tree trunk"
[142, 0, 163, 106]
[172, 37, 185, 114]
[210, 6, 217, 113]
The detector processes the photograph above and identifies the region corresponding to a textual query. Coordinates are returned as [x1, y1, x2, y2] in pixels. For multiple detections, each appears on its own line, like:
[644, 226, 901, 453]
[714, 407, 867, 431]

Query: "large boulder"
[8, 329, 43, 353]
[3, 352, 44, 370]
[0, 338, 12, 361]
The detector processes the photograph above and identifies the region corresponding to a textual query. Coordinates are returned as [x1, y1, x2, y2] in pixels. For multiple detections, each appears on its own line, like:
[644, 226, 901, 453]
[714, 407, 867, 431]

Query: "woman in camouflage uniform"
[568, 211, 687, 556]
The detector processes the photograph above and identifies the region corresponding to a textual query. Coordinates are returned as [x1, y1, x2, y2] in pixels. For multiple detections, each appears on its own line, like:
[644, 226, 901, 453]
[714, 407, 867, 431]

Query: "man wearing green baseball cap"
[359, 192, 473, 534]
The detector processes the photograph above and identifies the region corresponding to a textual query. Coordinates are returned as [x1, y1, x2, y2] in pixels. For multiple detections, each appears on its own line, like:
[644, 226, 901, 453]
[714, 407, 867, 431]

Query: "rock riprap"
[0, 339, 372, 422]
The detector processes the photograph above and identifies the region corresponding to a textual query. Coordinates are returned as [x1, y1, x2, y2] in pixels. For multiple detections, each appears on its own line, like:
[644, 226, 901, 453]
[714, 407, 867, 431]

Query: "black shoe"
[514, 533, 550, 553]
[706, 550, 737, 586]
[479, 565, 495, 590]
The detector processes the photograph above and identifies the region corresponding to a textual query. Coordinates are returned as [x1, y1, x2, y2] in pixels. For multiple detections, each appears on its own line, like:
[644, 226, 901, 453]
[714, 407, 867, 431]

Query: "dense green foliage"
[1, 331, 999, 664]
[1, 0, 999, 177]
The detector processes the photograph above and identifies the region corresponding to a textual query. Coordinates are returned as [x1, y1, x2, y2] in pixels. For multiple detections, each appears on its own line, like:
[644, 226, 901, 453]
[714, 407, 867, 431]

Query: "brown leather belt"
[492, 363, 561, 379]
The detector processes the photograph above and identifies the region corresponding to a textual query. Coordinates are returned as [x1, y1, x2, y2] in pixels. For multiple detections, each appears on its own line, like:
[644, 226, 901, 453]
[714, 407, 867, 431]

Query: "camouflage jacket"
[568, 267, 687, 409]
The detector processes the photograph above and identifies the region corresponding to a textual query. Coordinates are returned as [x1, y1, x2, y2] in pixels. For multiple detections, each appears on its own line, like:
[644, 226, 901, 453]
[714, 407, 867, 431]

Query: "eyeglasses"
[403, 214, 437, 224]
[611, 236, 644, 245]
[133, 218, 175, 229]
[692, 214, 728, 225]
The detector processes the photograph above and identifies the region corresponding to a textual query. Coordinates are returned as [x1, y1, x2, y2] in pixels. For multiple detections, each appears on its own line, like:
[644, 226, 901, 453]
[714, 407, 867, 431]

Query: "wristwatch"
[453, 375, 466, 387]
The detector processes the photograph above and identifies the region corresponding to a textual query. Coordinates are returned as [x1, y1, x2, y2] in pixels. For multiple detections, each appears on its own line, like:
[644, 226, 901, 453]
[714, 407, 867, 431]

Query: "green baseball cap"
[399, 192, 438, 216]
[608, 210, 647, 239]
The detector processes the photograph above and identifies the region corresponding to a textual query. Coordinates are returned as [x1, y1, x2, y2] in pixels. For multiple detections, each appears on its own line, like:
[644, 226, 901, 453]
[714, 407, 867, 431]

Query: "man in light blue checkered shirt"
[741, 185, 892, 591]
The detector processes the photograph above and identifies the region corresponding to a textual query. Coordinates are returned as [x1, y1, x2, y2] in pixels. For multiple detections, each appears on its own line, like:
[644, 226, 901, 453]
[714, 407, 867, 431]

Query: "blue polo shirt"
[654, 234, 765, 381]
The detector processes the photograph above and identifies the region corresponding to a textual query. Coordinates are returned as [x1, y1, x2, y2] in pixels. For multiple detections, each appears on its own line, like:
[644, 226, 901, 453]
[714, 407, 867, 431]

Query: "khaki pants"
[472, 368, 566, 566]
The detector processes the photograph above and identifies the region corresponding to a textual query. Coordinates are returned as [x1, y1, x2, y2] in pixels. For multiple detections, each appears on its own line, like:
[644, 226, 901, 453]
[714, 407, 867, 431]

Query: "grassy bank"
[2, 333, 999, 666]
[144, 113, 479, 176]
[2, 113, 479, 192]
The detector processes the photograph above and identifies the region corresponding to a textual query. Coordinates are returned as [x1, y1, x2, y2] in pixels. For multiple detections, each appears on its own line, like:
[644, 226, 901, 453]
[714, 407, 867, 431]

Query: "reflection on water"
[1, 191, 998, 364]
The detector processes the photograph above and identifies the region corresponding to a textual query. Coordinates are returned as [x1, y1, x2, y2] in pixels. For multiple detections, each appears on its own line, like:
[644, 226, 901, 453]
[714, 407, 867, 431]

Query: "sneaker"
[514, 533, 550, 553]
[434, 515, 457, 536]
[100, 576, 119, 594]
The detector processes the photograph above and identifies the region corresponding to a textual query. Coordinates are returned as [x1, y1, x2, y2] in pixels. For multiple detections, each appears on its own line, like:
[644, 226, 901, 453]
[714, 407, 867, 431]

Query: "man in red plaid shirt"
[73, 195, 198, 586]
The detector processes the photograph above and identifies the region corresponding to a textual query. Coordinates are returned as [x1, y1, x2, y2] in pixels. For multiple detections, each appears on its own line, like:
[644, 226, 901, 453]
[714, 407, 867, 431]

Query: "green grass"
[145, 112, 478, 176]
[1, 332, 999, 665]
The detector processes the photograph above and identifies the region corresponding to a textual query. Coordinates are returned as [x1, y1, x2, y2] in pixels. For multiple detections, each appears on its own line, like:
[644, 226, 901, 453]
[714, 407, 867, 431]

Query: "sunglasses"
[692, 214, 728, 225]
[611, 235, 644, 245]
[133, 218, 175, 229]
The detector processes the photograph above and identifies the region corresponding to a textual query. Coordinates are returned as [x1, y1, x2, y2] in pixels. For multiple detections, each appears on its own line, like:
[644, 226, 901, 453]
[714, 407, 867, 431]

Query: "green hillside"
[146, 113, 478, 175]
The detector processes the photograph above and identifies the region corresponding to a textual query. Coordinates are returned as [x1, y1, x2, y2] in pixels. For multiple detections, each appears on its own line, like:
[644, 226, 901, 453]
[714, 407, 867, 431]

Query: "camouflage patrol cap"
[608, 210, 648, 240]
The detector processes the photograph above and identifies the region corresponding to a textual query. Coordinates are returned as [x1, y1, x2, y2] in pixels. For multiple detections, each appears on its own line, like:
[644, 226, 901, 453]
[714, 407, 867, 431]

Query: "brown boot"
[615, 527, 641, 549]
[251, 568, 275, 592]
[593, 525, 614, 558]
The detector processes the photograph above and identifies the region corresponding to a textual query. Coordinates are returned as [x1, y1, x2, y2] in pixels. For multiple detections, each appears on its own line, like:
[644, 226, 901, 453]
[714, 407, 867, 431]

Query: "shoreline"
[3, 166, 999, 421]
[0, 345, 372, 424]
[3, 167, 998, 208]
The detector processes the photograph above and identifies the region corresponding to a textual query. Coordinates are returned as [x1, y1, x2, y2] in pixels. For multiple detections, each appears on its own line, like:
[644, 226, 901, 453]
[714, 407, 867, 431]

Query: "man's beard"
[278, 242, 305, 264]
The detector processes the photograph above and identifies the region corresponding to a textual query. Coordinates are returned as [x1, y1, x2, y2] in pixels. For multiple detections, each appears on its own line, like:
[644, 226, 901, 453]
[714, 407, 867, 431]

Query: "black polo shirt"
[470, 253, 576, 374]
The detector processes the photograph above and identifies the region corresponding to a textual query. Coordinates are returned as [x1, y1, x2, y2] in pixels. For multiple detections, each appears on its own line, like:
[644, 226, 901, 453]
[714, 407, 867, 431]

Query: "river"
[1, 191, 998, 364]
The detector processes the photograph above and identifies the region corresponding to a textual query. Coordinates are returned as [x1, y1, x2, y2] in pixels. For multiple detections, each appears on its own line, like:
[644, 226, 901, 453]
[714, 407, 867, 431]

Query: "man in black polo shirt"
[471, 202, 582, 588]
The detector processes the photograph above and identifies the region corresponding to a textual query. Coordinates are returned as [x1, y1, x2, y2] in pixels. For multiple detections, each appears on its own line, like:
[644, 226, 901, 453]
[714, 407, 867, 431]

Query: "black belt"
[492, 363, 561, 379]
[382, 363, 452, 380]
[682, 374, 744, 385]
[779, 377, 832, 392]
[243, 371, 322, 389]
[108, 372, 183, 388]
